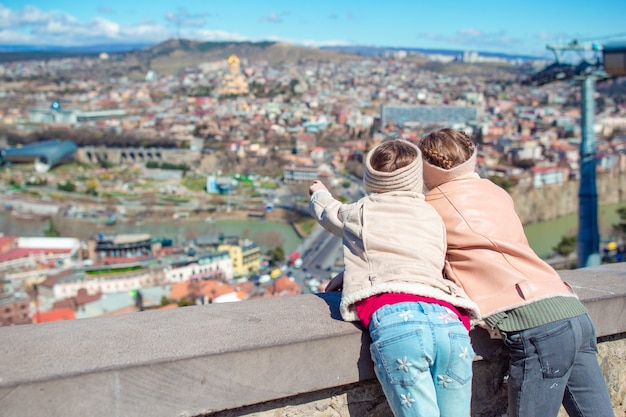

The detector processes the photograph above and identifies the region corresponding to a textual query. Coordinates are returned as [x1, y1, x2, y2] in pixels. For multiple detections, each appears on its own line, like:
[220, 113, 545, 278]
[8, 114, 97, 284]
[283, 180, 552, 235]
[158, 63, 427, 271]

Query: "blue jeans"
[369, 302, 474, 417]
[503, 313, 614, 417]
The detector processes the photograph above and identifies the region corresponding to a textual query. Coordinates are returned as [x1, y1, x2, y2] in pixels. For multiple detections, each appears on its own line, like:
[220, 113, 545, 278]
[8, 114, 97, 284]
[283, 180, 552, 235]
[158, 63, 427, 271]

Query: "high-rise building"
[380, 105, 481, 127]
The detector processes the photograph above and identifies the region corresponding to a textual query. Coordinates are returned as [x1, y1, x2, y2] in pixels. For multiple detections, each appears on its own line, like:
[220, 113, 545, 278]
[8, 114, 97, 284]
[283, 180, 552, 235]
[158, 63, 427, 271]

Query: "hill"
[121, 40, 523, 77]
[124, 39, 364, 75]
[0, 38, 523, 80]
[0, 39, 365, 77]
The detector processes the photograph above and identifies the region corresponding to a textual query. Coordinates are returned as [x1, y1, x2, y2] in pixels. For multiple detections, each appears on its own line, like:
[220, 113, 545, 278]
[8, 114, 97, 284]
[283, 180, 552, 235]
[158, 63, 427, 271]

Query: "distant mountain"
[124, 39, 364, 75]
[320, 45, 543, 62]
[1, 41, 541, 60]
[0, 43, 151, 63]
[0, 43, 150, 54]
[0, 39, 542, 70]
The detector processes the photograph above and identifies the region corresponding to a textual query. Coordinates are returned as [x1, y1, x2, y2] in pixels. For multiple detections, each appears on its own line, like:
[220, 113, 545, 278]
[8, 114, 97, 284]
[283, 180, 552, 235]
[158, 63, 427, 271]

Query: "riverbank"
[0, 209, 305, 257]
[524, 200, 626, 258]
[1, 190, 625, 261]
[511, 170, 626, 225]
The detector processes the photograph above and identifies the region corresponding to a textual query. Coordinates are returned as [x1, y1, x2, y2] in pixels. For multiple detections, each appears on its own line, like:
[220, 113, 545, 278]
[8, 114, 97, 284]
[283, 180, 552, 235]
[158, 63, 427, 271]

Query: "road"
[268, 170, 360, 293]
[289, 225, 342, 294]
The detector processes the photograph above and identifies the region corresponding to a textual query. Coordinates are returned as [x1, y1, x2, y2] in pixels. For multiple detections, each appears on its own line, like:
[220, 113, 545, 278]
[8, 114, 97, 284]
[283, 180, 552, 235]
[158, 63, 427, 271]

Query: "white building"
[164, 251, 233, 283]
[0, 236, 80, 273]
[52, 263, 161, 300]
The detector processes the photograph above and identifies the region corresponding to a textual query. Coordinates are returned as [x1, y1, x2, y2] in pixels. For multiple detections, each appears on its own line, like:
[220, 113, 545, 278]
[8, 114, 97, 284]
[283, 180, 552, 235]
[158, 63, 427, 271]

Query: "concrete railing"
[1, 263, 625, 417]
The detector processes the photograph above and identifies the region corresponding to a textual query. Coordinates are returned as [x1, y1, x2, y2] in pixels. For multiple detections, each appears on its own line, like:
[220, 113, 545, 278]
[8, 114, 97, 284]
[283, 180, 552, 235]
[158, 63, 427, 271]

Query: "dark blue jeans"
[503, 313, 614, 417]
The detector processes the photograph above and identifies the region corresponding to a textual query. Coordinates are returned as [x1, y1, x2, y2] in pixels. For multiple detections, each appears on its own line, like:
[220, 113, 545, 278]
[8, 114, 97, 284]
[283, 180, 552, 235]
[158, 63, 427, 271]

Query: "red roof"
[53, 289, 102, 309]
[40, 269, 74, 288]
[0, 236, 17, 253]
[33, 308, 76, 323]
[531, 166, 561, 174]
[272, 276, 302, 296]
[0, 248, 72, 263]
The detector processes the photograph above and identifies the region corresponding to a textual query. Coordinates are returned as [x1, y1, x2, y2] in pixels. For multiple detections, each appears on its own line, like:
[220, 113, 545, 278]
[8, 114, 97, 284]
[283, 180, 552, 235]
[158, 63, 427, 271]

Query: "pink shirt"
[355, 293, 471, 330]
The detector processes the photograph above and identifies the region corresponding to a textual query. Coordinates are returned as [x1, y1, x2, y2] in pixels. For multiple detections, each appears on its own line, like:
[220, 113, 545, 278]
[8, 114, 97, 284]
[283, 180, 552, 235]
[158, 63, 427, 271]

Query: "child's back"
[419, 128, 614, 417]
[310, 138, 479, 417]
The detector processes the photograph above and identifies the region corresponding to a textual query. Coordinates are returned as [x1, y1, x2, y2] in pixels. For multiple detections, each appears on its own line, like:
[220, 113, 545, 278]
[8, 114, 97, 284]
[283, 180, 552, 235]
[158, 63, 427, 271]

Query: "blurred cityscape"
[1, 39, 625, 326]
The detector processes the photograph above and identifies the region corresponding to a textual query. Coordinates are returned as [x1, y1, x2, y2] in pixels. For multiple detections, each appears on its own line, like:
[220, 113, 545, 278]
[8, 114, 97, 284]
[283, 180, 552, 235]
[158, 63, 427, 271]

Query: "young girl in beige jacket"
[310, 138, 480, 417]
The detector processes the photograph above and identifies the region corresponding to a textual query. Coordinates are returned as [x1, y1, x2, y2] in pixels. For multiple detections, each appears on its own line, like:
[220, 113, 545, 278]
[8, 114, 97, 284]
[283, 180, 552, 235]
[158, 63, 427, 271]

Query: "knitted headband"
[363, 140, 423, 194]
[422, 147, 477, 190]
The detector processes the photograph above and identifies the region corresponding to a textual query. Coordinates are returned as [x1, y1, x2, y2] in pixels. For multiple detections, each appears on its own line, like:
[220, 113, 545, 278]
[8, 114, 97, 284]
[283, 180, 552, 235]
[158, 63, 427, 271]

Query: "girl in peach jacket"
[419, 128, 613, 417]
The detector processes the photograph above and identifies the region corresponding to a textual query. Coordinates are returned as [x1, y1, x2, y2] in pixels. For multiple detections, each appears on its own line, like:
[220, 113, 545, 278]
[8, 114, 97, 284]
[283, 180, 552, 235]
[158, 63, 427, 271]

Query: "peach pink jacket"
[425, 173, 577, 318]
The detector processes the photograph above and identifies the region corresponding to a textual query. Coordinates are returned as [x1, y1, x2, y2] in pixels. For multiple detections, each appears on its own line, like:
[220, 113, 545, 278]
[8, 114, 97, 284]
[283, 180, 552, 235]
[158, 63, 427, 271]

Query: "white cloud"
[0, 29, 35, 44]
[0, 4, 60, 29]
[262, 34, 353, 48]
[458, 28, 484, 38]
[193, 29, 249, 42]
[537, 31, 555, 40]
[418, 28, 523, 51]
[0, 4, 174, 45]
[259, 13, 282, 23]
[97, 6, 115, 14]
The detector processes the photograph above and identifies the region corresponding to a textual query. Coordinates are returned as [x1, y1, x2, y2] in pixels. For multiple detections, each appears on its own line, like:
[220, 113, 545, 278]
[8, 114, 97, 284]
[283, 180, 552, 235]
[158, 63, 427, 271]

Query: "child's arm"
[309, 180, 328, 196]
[325, 271, 344, 292]
[309, 180, 345, 237]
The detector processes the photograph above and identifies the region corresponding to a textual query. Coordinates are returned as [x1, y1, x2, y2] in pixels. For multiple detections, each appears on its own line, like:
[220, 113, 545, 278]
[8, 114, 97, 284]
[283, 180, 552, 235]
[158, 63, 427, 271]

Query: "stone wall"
[207, 337, 626, 417]
[511, 170, 626, 225]
[0, 263, 624, 417]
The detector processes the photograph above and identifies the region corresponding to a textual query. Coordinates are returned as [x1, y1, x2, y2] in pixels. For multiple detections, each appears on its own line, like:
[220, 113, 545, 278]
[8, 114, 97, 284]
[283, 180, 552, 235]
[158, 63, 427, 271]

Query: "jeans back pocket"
[370, 328, 429, 386]
[530, 320, 576, 379]
[446, 332, 474, 385]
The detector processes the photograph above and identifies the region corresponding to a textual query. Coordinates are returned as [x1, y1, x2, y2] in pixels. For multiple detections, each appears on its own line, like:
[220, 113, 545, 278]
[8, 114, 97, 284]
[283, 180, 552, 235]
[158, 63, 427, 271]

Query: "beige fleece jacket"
[310, 189, 481, 323]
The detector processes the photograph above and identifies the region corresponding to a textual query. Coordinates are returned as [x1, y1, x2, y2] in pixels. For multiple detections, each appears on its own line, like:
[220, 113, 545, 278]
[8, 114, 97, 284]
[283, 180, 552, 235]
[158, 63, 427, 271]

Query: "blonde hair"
[369, 140, 418, 173]
[419, 128, 475, 170]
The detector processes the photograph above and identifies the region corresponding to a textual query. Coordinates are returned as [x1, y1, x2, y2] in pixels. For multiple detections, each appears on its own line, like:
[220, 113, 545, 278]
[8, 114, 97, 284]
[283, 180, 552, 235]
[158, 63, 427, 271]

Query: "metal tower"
[524, 39, 626, 268]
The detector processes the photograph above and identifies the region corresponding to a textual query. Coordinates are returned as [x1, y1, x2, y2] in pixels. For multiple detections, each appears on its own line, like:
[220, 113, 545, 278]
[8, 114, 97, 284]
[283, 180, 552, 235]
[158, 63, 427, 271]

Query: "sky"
[1, 1, 626, 58]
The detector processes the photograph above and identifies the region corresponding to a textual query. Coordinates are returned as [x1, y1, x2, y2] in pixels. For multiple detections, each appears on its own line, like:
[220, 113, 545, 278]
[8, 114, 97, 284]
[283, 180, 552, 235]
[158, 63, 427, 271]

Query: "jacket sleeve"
[309, 190, 346, 237]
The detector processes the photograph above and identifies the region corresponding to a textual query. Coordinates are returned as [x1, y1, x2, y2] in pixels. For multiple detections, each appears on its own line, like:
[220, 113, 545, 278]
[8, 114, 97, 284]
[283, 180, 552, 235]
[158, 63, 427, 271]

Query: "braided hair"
[418, 128, 475, 169]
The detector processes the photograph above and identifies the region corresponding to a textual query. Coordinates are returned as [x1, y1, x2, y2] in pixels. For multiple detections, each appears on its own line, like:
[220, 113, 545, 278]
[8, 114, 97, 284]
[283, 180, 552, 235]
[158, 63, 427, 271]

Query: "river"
[2, 201, 625, 259]
[0, 213, 302, 256]
[524, 201, 626, 257]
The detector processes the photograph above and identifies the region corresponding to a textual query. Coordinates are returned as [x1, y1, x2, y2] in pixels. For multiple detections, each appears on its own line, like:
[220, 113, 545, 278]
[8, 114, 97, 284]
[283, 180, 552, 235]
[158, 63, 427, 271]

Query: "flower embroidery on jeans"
[437, 374, 453, 388]
[398, 310, 413, 321]
[437, 310, 456, 324]
[458, 346, 470, 360]
[400, 393, 416, 407]
[397, 356, 413, 372]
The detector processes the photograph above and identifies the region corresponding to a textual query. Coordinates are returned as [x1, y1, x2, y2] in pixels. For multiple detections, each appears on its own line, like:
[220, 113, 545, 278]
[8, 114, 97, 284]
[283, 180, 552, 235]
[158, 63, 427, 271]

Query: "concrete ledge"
[557, 263, 626, 337]
[0, 263, 625, 417]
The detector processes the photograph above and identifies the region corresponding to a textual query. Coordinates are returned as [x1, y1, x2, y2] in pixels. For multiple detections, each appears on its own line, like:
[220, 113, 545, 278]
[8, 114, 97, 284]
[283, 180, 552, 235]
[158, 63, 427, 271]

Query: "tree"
[514, 159, 535, 170]
[254, 230, 284, 250]
[267, 246, 285, 266]
[612, 207, 626, 237]
[474, 129, 484, 145]
[85, 178, 99, 196]
[177, 297, 195, 307]
[57, 180, 76, 192]
[489, 175, 515, 192]
[44, 220, 61, 237]
[552, 235, 576, 257]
